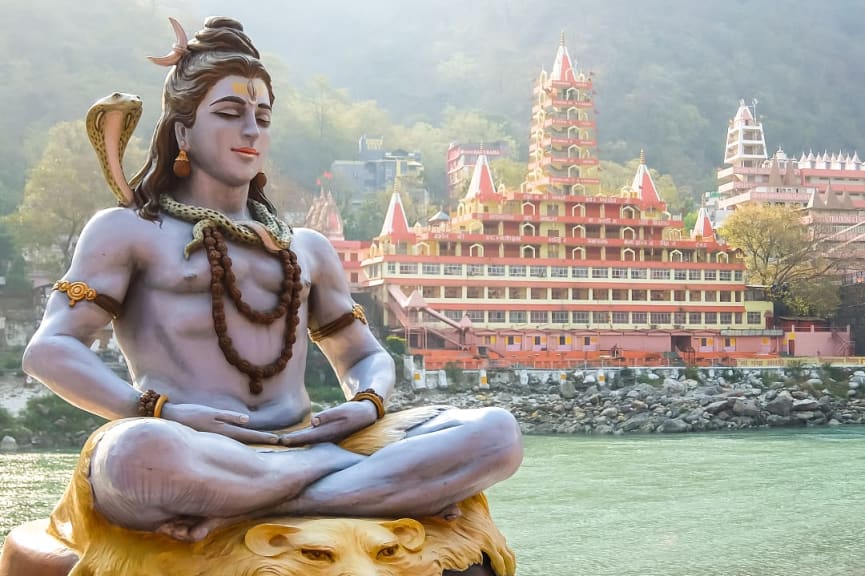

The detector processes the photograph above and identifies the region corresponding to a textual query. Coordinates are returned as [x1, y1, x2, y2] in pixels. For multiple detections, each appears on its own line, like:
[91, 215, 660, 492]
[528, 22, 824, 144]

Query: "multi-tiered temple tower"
[525, 32, 600, 198]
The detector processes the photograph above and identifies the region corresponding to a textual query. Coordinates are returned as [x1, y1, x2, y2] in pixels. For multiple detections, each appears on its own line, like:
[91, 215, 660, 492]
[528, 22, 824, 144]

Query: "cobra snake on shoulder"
[85, 92, 293, 259]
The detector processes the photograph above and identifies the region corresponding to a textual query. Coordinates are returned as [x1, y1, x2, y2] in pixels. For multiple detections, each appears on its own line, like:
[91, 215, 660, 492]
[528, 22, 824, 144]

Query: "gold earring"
[253, 172, 267, 188]
[173, 150, 190, 178]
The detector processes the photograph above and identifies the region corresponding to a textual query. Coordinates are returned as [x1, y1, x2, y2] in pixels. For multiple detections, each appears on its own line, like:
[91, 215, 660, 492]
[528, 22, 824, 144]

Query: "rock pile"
[389, 367, 865, 435]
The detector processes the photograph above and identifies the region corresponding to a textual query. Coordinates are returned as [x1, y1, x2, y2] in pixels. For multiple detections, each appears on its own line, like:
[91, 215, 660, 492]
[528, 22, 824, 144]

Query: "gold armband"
[308, 303, 367, 342]
[351, 388, 386, 420]
[53, 280, 123, 319]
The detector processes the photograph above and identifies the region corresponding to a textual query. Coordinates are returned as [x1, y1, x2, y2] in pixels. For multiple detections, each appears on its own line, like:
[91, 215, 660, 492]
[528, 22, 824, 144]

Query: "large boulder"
[659, 418, 690, 433]
[766, 391, 794, 417]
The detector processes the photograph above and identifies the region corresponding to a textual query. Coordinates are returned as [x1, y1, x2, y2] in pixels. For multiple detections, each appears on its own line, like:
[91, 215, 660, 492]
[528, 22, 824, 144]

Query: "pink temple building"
[355, 36, 798, 370]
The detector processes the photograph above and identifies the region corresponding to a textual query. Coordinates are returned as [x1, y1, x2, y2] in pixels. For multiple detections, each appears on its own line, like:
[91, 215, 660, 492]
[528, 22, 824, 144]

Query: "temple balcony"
[542, 118, 594, 129]
[549, 98, 593, 108]
[547, 153, 599, 165]
[549, 79, 592, 89]
[550, 137, 596, 148]
[529, 175, 601, 187]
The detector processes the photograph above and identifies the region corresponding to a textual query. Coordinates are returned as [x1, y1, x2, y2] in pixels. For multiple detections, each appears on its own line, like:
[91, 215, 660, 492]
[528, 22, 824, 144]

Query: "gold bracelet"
[351, 388, 385, 420]
[153, 394, 169, 419]
[137, 389, 168, 417]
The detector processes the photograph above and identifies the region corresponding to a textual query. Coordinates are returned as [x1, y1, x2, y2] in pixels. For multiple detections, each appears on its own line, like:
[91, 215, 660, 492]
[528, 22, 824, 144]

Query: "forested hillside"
[2, 0, 864, 216]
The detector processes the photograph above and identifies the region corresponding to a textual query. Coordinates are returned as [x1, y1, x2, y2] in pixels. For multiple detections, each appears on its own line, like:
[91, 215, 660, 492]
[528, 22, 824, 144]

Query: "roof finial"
[560, 30, 566, 46]
[639, 149, 646, 165]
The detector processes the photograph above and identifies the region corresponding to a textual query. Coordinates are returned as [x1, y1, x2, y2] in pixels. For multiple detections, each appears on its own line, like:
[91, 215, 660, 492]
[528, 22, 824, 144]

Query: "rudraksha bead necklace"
[203, 227, 302, 394]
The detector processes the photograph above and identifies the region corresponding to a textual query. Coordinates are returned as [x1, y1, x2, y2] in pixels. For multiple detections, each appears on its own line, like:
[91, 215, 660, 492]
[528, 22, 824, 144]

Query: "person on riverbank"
[22, 16, 521, 543]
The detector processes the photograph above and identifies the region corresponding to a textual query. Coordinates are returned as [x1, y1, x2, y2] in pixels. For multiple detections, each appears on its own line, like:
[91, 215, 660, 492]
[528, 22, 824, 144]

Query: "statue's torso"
[113, 212, 315, 430]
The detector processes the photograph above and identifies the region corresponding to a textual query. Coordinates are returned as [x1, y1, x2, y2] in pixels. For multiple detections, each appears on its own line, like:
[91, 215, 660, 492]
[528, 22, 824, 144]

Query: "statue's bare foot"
[437, 503, 462, 521]
[157, 515, 246, 542]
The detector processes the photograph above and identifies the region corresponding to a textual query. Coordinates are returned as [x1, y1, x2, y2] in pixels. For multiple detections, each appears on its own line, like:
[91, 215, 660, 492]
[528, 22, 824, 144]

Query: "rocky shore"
[387, 366, 865, 435]
[4, 365, 865, 450]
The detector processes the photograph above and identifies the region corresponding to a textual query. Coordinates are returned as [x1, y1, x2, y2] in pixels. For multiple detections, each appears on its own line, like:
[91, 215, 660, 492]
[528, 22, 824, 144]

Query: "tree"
[5, 120, 146, 276]
[489, 158, 527, 190]
[719, 203, 840, 318]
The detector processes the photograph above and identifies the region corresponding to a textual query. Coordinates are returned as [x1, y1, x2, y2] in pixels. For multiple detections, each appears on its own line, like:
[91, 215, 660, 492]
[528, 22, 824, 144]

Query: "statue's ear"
[174, 121, 188, 150]
[244, 523, 301, 557]
[379, 519, 426, 552]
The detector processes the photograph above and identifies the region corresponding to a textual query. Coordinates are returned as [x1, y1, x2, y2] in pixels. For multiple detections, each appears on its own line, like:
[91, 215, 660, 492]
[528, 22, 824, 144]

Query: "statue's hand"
[278, 401, 377, 447]
[160, 403, 279, 444]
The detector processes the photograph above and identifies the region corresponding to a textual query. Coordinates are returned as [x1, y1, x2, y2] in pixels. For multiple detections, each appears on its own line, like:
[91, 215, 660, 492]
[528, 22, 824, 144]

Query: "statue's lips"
[231, 147, 259, 156]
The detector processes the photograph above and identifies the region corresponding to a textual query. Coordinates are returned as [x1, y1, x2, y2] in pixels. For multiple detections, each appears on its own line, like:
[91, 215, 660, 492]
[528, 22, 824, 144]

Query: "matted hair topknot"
[147, 16, 260, 68]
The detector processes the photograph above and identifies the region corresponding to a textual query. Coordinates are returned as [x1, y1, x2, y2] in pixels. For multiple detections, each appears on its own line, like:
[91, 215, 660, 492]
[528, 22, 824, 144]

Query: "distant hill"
[3, 0, 864, 209]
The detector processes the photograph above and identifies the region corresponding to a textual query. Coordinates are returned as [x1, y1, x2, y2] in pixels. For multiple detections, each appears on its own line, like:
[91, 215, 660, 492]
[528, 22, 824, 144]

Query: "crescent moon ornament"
[147, 17, 189, 67]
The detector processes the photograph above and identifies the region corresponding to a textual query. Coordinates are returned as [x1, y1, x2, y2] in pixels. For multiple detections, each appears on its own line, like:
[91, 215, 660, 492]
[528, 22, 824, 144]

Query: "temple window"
[571, 288, 589, 300]
[531, 311, 549, 323]
[508, 287, 525, 299]
[572, 311, 590, 323]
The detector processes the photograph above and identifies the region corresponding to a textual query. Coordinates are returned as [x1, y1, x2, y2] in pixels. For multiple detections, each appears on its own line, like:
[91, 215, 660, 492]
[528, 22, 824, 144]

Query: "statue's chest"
[148, 241, 307, 302]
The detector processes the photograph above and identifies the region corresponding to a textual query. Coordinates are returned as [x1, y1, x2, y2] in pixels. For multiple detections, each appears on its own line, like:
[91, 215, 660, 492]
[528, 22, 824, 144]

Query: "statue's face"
[178, 75, 272, 188]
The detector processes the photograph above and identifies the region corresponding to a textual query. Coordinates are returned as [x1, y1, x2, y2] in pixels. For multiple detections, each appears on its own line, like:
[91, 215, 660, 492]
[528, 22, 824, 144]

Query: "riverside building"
[357, 36, 788, 370]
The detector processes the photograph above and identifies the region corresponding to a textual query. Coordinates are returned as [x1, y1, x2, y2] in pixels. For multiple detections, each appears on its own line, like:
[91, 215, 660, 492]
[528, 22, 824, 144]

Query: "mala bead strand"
[202, 227, 302, 395]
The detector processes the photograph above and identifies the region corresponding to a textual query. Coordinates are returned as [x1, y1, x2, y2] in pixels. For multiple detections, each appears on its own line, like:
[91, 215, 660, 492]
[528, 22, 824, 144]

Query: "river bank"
[2, 365, 865, 449]
[388, 365, 865, 435]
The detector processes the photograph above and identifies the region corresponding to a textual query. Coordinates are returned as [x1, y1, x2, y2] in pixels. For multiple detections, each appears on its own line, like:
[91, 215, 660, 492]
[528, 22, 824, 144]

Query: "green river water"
[1, 427, 863, 575]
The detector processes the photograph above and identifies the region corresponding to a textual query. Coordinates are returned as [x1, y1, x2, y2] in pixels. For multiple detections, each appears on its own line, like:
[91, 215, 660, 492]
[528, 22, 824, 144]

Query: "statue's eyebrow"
[209, 96, 271, 110]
